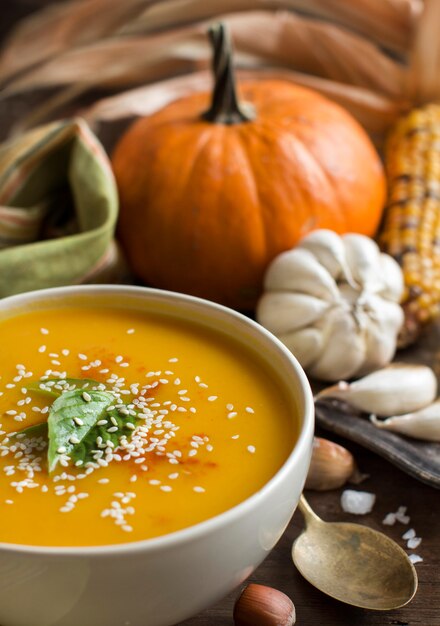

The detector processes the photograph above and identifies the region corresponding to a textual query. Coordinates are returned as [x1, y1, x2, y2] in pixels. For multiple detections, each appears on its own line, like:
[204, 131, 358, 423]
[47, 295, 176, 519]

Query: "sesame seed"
[74, 417, 84, 426]
[246, 407, 255, 414]
[130, 475, 138, 483]
[107, 426, 118, 433]
[122, 525, 133, 532]
[208, 396, 218, 402]
[168, 473, 179, 479]
[199, 383, 208, 389]
[193, 486, 205, 493]
[115, 356, 123, 363]
[149, 479, 161, 485]
[227, 412, 237, 419]
[62, 349, 70, 356]
[98, 478, 110, 484]
[168, 357, 178, 363]
[82, 391, 92, 402]
[232, 434, 240, 439]
[160, 485, 172, 492]
[97, 420, 108, 426]
[40, 328, 49, 335]
[127, 328, 135, 334]
[78, 353, 87, 361]
[69, 436, 80, 444]
[247, 445, 256, 454]
[57, 447, 67, 454]
[38, 345, 46, 353]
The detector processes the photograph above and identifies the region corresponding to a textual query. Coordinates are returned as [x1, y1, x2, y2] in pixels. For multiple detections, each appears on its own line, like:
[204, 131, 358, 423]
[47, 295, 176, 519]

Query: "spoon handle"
[298, 494, 322, 527]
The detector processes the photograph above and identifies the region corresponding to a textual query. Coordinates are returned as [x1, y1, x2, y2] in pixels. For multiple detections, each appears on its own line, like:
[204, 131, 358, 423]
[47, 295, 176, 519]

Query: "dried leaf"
[1, 10, 405, 102]
[227, 11, 406, 99]
[80, 68, 405, 139]
[122, 0, 421, 53]
[407, 0, 440, 104]
[0, 30, 208, 98]
[0, 0, 162, 85]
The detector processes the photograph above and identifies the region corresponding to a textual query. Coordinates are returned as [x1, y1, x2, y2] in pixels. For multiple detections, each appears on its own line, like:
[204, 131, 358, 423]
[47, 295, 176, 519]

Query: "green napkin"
[0, 118, 126, 296]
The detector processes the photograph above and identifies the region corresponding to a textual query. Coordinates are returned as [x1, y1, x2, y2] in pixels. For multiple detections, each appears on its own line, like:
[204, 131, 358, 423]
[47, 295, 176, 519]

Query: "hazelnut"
[233, 583, 296, 626]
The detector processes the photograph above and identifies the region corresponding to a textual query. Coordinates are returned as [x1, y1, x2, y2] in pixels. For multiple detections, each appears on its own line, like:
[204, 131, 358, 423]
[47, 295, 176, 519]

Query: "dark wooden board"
[315, 401, 440, 488]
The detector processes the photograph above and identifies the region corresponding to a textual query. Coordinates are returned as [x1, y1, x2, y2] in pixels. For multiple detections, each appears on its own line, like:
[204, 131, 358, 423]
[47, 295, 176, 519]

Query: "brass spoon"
[292, 495, 418, 610]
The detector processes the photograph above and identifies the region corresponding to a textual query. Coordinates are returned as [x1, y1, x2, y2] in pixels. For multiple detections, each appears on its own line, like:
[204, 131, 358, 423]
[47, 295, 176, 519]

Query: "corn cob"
[380, 104, 440, 346]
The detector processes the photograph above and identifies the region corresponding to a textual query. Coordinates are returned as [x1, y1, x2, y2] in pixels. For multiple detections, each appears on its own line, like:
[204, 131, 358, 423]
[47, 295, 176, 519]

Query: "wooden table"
[0, 3, 439, 625]
[181, 435, 439, 626]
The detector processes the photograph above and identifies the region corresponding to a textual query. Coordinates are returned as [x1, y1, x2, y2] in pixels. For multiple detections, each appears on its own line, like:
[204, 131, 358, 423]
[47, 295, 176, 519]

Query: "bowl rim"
[0, 284, 314, 557]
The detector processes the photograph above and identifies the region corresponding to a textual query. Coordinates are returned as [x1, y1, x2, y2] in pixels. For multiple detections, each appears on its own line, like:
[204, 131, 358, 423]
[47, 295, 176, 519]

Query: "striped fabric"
[0, 118, 129, 297]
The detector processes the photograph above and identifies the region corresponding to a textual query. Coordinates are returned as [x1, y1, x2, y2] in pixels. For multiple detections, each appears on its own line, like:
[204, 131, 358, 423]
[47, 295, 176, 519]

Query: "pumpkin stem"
[202, 23, 255, 125]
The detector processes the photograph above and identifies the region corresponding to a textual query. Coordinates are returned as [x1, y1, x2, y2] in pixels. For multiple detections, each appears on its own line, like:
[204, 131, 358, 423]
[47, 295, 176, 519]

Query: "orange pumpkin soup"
[0, 305, 297, 547]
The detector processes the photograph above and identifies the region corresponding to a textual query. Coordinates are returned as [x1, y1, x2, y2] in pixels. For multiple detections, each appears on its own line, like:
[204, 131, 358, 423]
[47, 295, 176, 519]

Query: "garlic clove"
[298, 228, 352, 282]
[280, 327, 324, 369]
[379, 253, 404, 303]
[342, 233, 383, 292]
[308, 307, 366, 381]
[263, 248, 339, 301]
[353, 296, 403, 377]
[370, 402, 440, 442]
[305, 437, 355, 491]
[256, 292, 329, 336]
[316, 363, 438, 417]
[234, 583, 296, 626]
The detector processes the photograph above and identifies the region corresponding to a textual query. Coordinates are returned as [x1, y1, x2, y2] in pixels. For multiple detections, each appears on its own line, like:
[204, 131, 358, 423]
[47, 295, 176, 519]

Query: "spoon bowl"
[292, 496, 418, 610]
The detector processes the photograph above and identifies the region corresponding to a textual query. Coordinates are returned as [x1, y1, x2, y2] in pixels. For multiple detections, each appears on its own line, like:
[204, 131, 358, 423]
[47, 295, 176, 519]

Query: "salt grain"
[407, 537, 422, 549]
[340, 490, 376, 515]
[409, 554, 423, 564]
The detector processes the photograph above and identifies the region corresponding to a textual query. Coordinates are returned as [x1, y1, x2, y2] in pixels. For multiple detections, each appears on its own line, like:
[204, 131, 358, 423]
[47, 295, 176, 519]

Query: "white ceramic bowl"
[0, 285, 314, 626]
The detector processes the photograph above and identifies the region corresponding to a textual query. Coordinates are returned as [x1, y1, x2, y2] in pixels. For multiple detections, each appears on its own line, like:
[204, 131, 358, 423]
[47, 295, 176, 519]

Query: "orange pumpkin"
[112, 24, 386, 310]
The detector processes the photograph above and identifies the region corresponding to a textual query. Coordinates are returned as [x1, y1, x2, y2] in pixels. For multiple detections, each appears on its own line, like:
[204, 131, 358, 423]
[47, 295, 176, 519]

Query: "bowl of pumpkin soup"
[0, 285, 314, 626]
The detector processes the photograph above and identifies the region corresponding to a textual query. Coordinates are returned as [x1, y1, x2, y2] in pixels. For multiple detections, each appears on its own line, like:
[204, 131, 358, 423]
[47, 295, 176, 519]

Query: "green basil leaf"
[27, 378, 108, 399]
[12, 422, 48, 439]
[69, 407, 141, 466]
[48, 389, 114, 472]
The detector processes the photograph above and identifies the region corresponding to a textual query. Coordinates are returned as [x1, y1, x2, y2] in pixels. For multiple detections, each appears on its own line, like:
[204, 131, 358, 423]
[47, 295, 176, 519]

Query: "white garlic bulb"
[257, 230, 404, 381]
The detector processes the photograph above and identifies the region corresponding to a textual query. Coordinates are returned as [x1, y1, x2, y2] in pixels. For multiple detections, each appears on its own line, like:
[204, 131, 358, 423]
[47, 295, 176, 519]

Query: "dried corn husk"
[0, 0, 420, 88]
[122, 0, 421, 53]
[316, 364, 438, 417]
[85, 67, 404, 131]
[0, 0, 159, 84]
[407, 0, 440, 103]
[0, 0, 434, 156]
[0, 2, 416, 141]
[0, 11, 404, 99]
[370, 402, 440, 441]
